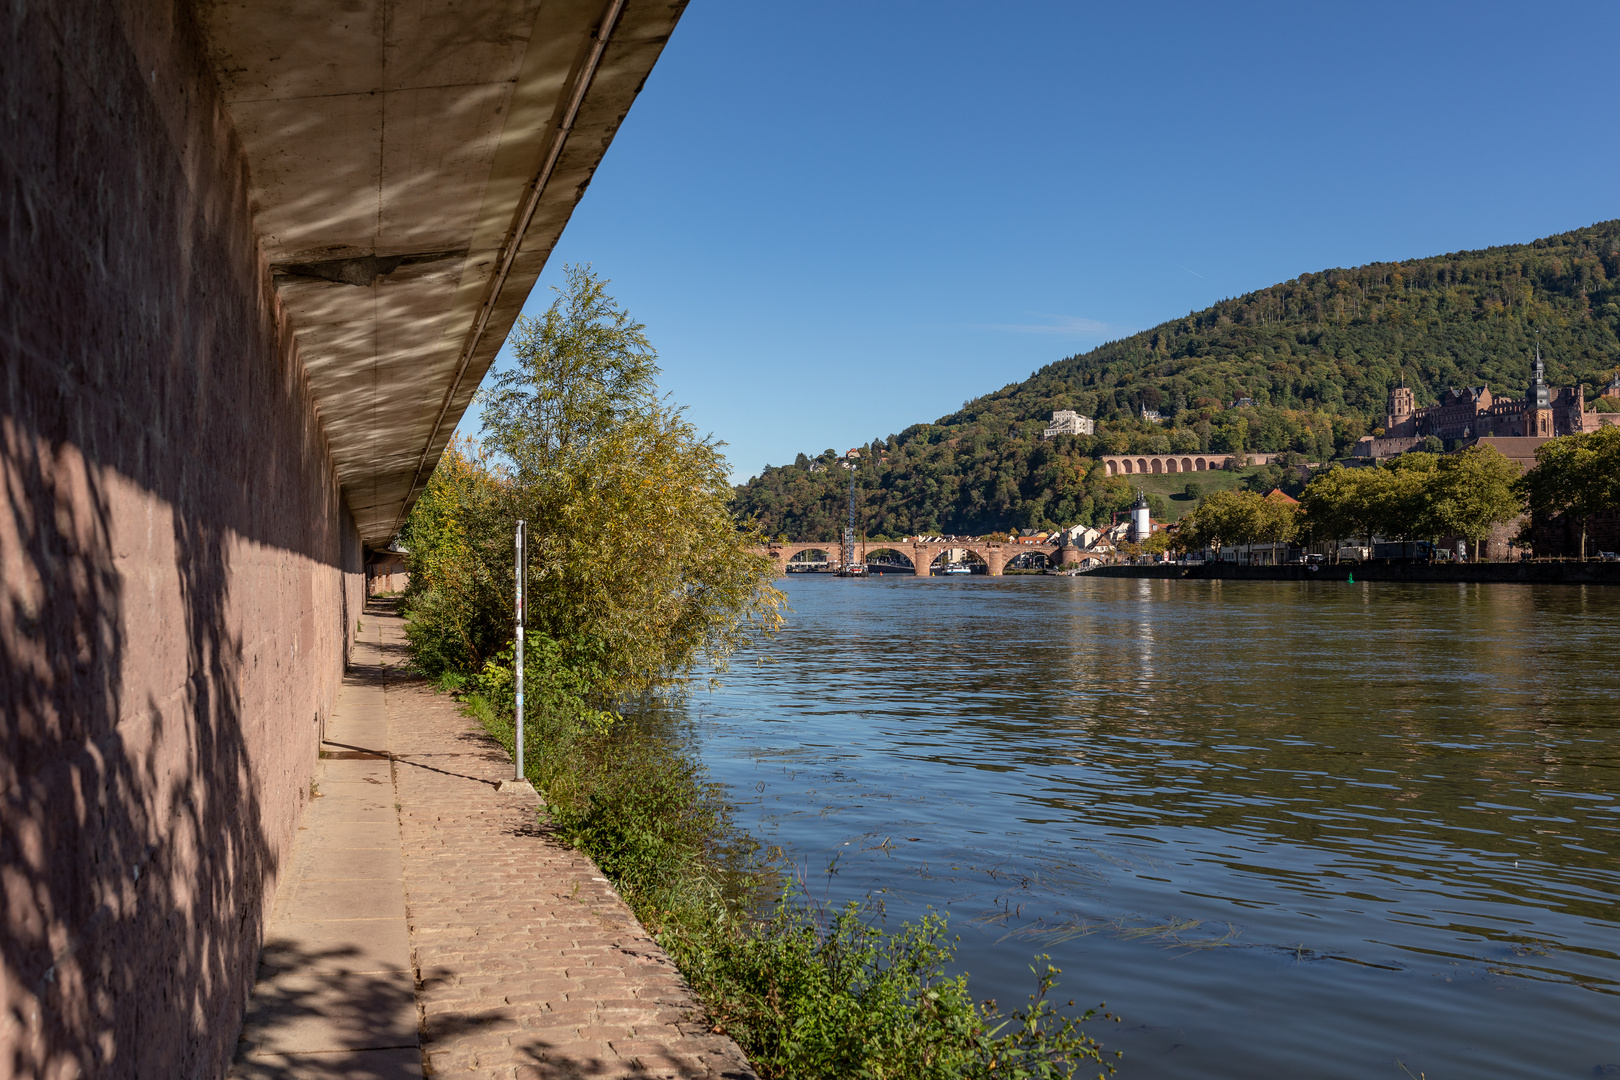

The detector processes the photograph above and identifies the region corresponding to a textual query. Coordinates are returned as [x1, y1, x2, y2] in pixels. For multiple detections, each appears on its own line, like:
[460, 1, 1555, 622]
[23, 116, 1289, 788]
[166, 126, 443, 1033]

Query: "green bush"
[681, 896, 1114, 1080]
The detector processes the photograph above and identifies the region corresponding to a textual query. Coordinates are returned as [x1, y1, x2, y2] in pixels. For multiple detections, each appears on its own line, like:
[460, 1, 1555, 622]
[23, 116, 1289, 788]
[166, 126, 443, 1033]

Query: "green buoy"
[1347, 571, 1354, 584]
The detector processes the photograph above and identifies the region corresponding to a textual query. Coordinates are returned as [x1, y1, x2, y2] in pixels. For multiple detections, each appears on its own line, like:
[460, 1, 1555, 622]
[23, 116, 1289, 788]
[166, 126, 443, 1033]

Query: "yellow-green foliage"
[400, 438, 511, 676]
[477, 264, 784, 697]
[401, 266, 783, 694]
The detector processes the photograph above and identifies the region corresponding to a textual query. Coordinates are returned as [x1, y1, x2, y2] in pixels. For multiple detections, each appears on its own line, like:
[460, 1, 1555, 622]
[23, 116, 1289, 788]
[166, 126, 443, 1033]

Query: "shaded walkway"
[232, 602, 754, 1079]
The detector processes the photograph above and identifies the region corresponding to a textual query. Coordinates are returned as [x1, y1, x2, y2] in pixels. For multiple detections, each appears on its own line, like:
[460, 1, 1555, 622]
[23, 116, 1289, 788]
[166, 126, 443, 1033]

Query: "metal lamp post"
[498, 519, 536, 795]
[514, 519, 525, 781]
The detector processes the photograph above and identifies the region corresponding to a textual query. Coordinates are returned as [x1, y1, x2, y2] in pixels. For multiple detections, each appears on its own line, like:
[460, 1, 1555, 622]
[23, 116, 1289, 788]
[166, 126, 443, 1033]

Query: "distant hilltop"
[734, 221, 1620, 539]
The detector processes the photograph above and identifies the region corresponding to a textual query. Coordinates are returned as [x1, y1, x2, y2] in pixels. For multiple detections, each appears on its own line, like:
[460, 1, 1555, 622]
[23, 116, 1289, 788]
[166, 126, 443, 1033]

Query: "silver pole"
[514, 519, 526, 781]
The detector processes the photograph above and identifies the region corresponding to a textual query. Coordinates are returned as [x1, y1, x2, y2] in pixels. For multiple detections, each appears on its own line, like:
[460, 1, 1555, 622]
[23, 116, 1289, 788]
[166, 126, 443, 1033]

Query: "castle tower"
[1529, 346, 1554, 438]
[1386, 381, 1415, 433]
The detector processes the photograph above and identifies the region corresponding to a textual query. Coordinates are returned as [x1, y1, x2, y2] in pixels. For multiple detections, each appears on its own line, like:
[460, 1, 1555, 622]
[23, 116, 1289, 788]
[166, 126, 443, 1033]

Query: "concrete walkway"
[231, 602, 755, 1080]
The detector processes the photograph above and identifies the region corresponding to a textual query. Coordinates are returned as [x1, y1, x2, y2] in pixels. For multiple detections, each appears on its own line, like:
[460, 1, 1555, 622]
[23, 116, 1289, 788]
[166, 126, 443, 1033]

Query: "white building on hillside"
[1042, 410, 1095, 439]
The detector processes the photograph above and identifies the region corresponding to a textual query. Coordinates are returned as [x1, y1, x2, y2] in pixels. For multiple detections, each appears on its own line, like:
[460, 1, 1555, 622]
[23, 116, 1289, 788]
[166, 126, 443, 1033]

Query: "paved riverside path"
[232, 601, 755, 1079]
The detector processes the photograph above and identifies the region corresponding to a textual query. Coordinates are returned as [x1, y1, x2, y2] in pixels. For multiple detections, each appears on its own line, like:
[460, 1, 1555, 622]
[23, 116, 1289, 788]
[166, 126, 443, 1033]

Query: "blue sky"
[457, 1, 1620, 482]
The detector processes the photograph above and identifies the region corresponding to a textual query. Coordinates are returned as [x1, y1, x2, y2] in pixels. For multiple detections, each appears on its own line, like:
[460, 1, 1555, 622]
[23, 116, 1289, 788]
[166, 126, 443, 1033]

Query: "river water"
[691, 575, 1620, 1079]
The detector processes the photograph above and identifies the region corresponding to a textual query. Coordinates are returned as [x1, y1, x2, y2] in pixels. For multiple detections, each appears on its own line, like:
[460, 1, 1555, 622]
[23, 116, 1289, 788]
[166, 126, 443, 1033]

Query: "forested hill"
[733, 220, 1620, 540]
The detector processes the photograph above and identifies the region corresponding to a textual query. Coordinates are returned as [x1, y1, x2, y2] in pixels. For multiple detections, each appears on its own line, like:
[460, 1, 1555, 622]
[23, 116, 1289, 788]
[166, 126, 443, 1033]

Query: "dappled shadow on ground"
[231, 941, 428, 1079]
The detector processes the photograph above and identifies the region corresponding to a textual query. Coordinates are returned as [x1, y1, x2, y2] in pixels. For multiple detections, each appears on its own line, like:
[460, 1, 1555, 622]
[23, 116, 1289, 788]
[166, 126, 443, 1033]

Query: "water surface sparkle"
[694, 575, 1620, 1078]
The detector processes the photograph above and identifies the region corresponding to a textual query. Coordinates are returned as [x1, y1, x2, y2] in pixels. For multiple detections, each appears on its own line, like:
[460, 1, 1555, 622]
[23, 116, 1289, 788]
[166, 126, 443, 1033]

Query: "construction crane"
[839, 453, 866, 576]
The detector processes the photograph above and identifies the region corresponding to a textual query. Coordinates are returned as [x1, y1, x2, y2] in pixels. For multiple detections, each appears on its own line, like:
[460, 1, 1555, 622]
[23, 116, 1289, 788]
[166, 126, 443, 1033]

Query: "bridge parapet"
[752, 539, 1080, 576]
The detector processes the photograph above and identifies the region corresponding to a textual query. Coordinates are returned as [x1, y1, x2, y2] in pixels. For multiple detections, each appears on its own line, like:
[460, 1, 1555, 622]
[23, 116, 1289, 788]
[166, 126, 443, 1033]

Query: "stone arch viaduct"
[1102, 452, 1279, 476]
[753, 540, 1081, 577]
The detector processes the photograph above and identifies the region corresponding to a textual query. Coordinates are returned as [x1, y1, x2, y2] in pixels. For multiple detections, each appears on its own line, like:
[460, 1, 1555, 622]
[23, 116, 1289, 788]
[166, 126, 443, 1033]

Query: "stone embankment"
[1084, 562, 1620, 585]
[230, 602, 754, 1080]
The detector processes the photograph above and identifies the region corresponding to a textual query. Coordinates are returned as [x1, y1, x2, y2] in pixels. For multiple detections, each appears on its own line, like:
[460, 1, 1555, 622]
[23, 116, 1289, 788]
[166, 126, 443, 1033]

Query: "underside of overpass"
[0, 1, 683, 1075]
[202, 0, 684, 546]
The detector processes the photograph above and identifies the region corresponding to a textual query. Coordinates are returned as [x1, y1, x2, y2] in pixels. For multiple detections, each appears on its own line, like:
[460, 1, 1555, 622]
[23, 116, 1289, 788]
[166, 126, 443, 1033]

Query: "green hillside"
[733, 220, 1620, 540]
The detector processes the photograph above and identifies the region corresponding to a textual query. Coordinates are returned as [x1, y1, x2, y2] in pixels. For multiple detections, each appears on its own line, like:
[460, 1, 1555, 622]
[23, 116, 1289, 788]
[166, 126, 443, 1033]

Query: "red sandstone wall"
[1, 3, 364, 1077]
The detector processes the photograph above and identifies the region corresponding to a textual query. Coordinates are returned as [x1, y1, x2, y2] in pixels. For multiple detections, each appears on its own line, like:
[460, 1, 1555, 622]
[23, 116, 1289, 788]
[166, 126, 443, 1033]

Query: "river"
[691, 575, 1620, 1079]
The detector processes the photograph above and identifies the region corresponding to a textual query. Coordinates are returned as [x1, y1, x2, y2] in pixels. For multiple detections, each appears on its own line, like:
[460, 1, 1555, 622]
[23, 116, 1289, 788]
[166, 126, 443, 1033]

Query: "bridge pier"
[911, 544, 932, 576]
[985, 543, 1007, 576]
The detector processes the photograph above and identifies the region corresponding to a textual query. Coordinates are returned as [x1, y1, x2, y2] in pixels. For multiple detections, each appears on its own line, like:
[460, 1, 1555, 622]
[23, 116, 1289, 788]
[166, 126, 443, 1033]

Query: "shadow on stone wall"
[0, 422, 279, 1077]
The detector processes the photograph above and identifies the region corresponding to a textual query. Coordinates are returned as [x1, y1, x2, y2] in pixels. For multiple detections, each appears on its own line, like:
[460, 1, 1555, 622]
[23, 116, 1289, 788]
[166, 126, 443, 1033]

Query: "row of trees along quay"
[398, 267, 1120, 1079]
[1169, 429, 1620, 561]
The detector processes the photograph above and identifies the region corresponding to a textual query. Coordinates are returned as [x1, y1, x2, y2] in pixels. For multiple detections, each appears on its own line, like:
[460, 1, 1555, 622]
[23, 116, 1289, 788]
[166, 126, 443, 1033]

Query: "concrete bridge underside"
[759, 541, 1079, 576]
[2, 2, 684, 1076]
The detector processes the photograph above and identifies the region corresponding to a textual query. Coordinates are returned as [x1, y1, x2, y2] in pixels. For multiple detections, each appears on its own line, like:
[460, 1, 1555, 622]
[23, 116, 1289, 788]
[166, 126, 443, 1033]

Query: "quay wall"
[2, 4, 363, 1078]
[1083, 563, 1620, 585]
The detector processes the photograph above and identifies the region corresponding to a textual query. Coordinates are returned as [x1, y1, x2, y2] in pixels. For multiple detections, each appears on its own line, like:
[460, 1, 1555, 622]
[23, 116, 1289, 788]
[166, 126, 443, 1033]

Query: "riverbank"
[1082, 561, 1620, 584]
[230, 601, 755, 1079]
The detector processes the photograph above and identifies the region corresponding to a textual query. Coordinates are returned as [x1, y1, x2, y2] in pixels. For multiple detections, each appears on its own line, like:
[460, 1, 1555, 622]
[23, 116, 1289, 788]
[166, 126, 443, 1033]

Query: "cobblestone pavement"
[233, 602, 755, 1080]
[382, 605, 755, 1080]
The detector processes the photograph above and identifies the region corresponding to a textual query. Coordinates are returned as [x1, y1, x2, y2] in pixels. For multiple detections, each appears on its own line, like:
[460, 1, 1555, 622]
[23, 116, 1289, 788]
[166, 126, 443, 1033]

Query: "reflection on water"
[693, 576, 1620, 1079]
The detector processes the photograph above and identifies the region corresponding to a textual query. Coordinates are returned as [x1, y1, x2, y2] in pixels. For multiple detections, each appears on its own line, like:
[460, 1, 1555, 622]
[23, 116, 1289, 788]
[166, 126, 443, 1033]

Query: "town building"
[1043, 409, 1096, 439]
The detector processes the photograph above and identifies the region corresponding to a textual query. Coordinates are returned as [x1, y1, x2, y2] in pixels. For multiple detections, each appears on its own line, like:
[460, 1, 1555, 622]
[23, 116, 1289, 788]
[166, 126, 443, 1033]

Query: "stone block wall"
[1, 2, 364, 1077]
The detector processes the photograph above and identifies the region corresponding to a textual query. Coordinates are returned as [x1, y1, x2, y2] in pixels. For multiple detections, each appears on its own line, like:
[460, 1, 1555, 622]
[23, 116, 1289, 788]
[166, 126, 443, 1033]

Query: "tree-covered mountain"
[733, 220, 1620, 540]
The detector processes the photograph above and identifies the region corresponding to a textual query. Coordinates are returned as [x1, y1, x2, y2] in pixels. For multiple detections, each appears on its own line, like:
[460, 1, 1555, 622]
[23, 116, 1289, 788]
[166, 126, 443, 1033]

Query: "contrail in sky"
[1174, 263, 1205, 279]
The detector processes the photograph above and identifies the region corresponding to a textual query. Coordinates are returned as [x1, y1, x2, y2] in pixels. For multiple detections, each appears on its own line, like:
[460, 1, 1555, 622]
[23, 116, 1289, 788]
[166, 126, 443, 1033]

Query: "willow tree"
[477, 265, 783, 699]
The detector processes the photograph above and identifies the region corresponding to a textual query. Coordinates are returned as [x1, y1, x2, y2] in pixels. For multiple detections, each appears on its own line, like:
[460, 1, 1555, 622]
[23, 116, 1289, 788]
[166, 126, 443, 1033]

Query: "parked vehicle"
[1372, 541, 1436, 562]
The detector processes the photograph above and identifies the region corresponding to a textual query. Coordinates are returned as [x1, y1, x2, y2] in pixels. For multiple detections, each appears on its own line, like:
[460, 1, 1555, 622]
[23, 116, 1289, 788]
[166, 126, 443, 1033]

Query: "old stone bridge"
[752, 539, 1083, 576]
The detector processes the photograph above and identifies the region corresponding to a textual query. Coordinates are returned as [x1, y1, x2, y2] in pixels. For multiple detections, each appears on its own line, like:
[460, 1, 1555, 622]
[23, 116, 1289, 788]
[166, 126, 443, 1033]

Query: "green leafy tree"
[405, 265, 784, 701]
[1375, 453, 1441, 540]
[399, 437, 513, 675]
[1428, 445, 1524, 560]
[1517, 427, 1620, 559]
[1299, 465, 1384, 552]
[1254, 491, 1302, 544]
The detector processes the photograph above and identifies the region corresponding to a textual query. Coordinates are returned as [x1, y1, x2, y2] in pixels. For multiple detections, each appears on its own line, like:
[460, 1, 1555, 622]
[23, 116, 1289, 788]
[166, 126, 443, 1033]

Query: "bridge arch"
[927, 547, 988, 575]
[784, 547, 837, 571]
[864, 547, 915, 573]
[1003, 549, 1052, 571]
